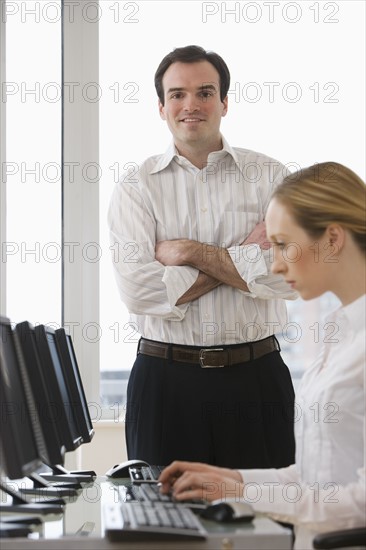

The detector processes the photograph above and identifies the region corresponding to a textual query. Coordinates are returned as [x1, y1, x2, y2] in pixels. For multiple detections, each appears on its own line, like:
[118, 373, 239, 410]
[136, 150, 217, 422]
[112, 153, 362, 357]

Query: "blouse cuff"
[238, 468, 297, 519]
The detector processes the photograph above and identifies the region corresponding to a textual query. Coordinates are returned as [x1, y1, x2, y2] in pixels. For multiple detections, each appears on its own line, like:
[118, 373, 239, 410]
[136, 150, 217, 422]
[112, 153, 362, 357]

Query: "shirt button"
[201, 207, 207, 213]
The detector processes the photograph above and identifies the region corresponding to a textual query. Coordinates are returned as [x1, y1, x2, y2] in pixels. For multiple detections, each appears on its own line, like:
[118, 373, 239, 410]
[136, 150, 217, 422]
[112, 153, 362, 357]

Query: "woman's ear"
[326, 224, 346, 250]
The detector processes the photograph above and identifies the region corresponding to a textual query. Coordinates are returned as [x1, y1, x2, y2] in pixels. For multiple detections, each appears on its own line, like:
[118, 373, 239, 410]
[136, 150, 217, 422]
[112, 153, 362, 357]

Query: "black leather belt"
[138, 336, 279, 368]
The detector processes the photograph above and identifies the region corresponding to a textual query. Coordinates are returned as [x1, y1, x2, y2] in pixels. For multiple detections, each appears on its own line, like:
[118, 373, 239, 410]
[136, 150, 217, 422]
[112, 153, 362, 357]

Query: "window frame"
[1, 1, 101, 409]
[62, 0, 100, 408]
[1, 11, 6, 315]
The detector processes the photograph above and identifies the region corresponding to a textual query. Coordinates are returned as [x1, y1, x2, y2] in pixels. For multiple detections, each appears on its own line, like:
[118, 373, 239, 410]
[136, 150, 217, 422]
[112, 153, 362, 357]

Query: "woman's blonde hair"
[272, 162, 366, 254]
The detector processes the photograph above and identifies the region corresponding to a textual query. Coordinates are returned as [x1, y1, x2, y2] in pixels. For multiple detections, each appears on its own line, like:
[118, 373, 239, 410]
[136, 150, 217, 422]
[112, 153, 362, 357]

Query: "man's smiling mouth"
[180, 118, 203, 123]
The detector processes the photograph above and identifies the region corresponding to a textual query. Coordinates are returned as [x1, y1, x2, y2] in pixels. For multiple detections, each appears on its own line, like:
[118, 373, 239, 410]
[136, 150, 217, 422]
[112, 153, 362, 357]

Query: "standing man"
[108, 45, 298, 469]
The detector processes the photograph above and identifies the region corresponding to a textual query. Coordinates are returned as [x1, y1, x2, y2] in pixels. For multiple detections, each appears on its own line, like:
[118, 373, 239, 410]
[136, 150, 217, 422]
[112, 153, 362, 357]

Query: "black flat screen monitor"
[32, 324, 83, 453]
[55, 328, 94, 444]
[0, 317, 43, 479]
[15, 321, 71, 466]
[15, 321, 66, 466]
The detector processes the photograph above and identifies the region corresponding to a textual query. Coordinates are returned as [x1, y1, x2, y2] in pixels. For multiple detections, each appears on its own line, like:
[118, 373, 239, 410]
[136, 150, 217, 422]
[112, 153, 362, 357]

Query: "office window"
[99, 0, 364, 407]
[4, 0, 62, 326]
[1, 0, 364, 417]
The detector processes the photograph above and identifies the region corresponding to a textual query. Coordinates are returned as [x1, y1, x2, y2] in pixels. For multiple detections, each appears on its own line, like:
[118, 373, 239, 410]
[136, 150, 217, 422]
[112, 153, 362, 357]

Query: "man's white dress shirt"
[239, 294, 366, 549]
[108, 137, 297, 346]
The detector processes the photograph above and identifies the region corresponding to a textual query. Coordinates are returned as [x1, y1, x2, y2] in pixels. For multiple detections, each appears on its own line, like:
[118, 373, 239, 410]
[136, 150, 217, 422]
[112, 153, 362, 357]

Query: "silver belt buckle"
[199, 348, 225, 368]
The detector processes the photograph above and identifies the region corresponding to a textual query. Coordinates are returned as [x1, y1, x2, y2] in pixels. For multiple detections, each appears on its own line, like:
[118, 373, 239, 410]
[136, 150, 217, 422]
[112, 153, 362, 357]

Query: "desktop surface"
[0, 477, 292, 549]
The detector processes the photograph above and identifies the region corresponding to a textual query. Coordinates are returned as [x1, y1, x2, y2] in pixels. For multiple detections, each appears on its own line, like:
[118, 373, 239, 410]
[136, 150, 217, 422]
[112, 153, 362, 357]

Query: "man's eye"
[199, 91, 213, 98]
[171, 93, 183, 100]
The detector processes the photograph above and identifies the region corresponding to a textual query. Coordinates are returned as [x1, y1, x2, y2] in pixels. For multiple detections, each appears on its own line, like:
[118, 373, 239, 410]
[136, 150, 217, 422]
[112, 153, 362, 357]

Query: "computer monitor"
[54, 328, 94, 444]
[15, 322, 95, 483]
[33, 324, 83, 453]
[0, 316, 43, 479]
[15, 321, 67, 467]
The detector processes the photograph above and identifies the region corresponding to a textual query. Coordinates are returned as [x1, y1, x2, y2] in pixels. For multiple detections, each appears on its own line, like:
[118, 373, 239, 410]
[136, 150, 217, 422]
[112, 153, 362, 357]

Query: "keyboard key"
[130, 464, 165, 483]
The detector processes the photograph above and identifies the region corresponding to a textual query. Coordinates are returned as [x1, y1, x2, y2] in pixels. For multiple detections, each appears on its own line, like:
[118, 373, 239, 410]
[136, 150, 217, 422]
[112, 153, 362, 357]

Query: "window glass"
[5, 0, 62, 326]
[99, 0, 365, 406]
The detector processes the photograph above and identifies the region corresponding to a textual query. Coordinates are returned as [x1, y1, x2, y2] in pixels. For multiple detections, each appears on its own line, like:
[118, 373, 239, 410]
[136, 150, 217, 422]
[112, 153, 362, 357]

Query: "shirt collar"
[341, 293, 366, 332]
[149, 135, 239, 174]
[149, 141, 177, 174]
[326, 293, 366, 333]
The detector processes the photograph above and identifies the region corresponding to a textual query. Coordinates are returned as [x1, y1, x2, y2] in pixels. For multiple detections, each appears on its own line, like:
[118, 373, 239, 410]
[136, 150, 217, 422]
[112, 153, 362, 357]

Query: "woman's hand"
[158, 460, 244, 502]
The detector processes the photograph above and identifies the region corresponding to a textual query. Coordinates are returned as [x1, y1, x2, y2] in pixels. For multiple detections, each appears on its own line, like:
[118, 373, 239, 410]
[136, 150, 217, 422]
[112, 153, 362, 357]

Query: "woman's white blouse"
[239, 294, 366, 550]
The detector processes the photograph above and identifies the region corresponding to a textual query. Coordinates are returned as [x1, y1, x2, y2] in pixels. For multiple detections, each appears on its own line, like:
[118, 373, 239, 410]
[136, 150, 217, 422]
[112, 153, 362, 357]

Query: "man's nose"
[183, 95, 200, 111]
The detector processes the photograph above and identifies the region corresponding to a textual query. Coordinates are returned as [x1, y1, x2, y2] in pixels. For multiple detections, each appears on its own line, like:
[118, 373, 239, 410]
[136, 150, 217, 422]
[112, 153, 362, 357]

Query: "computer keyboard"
[129, 464, 165, 483]
[104, 501, 208, 542]
[116, 482, 208, 510]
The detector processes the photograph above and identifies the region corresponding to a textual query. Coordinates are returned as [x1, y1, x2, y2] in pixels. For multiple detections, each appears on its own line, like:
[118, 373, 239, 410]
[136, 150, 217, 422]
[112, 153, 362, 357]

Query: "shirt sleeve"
[226, 160, 298, 300]
[238, 466, 366, 533]
[108, 177, 198, 320]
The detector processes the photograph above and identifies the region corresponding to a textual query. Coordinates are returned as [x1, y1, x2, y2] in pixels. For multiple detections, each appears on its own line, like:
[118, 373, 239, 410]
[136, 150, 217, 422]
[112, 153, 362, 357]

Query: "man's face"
[158, 61, 228, 150]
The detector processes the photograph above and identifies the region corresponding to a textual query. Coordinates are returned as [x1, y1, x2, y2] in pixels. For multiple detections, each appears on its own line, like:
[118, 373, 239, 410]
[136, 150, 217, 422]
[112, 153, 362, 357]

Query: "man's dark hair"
[154, 45, 230, 105]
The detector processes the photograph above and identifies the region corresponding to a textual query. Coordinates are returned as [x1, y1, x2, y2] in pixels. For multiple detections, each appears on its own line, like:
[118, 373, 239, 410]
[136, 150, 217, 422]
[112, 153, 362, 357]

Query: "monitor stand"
[0, 480, 64, 515]
[0, 521, 32, 538]
[40, 463, 96, 483]
[19, 472, 80, 497]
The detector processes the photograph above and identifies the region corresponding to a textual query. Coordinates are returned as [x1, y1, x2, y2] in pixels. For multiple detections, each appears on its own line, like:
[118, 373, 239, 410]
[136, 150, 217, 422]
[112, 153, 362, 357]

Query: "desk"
[0, 477, 292, 549]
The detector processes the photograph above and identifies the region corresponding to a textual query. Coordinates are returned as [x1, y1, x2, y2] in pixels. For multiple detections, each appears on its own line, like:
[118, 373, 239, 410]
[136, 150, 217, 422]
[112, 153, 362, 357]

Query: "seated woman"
[159, 162, 366, 550]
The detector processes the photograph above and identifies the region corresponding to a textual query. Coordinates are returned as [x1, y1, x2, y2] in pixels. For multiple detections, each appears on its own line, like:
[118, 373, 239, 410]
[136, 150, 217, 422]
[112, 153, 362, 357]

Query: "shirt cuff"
[238, 467, 280, 485]
[162, 265, 199, 320]
[227, 245, 298, 299]
[227, 244, 268, 296]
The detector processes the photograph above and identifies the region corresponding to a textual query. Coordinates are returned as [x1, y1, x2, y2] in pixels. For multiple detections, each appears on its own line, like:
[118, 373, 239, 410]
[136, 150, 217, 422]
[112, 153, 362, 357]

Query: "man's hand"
[155, 239, 195, 266]
[158, 460, 243, 502]
[155, 240, 223, 304]
[242, 221, 271, 250]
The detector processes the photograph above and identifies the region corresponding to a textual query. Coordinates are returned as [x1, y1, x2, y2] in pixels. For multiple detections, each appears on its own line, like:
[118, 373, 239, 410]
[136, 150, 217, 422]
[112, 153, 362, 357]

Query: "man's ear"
[158, 99, 166, 120]
[222, 96, 228, 117]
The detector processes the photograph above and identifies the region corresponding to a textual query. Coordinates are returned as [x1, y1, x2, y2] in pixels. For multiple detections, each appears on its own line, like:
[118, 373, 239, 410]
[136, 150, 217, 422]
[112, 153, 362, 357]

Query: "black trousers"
[125, 343, 295, 469]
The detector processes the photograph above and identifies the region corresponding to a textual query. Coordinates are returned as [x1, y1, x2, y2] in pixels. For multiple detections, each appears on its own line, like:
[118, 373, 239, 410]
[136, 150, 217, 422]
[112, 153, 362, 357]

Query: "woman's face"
[265, 198, 334, 301]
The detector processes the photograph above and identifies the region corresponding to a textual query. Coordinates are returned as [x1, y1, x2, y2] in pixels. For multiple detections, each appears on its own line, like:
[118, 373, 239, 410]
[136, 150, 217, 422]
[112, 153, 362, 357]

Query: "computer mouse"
[200, 501, 254, 523]
[105, 459, 150, 479]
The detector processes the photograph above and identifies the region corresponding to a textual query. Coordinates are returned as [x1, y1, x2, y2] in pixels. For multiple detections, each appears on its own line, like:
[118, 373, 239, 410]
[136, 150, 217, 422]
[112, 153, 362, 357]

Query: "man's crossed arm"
[155, 221, 270, 305]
